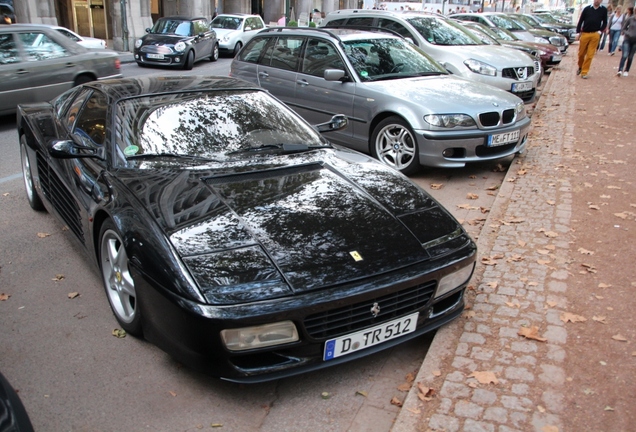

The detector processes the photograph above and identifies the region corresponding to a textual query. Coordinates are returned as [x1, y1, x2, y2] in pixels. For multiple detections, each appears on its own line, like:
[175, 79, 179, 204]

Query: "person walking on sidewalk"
[576, 0, 608, 79]
[607, 6, 625, 55]
[617, 7, 636, 77]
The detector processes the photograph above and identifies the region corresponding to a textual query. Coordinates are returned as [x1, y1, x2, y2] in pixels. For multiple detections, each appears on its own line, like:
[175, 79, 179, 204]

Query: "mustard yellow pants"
[578, 32, 601, 76]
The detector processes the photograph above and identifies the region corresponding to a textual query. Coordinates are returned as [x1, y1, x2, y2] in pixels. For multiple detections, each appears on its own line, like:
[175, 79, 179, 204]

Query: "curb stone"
[392, 54, 575, 432]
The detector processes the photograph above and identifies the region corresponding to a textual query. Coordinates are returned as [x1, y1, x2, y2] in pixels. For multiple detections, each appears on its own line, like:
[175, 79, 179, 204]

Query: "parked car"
[17, 75, 477, 382]
[459, 21, 562, 72]
[210, 13, 266, 56]
[505, 14, 569, 53]
[134, 16, 219, 69]
[231, 27, 531, 174]
[452, 12, 538, 42]
[320, 10, 540, 103]
[17, 23, 107, 48]
[529, 12, 576, 42]
[0, 23, 121, 116]
[0, 370, 34, 432]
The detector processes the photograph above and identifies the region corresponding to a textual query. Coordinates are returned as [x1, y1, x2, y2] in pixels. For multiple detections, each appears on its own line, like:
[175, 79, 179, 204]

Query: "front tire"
[183, 50, 194, 70]
[371, 116, 420, 176]
[20, 135, 45, 211]
[210, 43, 219, 62]
[233, 42, 243, 57]
[99, 220, 143, 336]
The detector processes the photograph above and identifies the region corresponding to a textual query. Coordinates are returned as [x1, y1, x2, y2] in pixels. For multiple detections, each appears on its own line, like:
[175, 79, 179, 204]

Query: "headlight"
[464, 59, 497, 76]
[534, 37, 550, 44]
[435, 263, 474, 299]
[516, 102, 526, 120]
[536, 49, 547, 56]
[174, 41, 186, 52]
[424, 114, 476, 128]
[221, 321, 299, 351]
[134, 39, 143, 48]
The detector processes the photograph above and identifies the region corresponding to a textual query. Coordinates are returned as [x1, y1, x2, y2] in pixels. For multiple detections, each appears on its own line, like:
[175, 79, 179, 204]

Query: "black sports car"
[17, 76, 476, 382]
[134, 16, 219, 69]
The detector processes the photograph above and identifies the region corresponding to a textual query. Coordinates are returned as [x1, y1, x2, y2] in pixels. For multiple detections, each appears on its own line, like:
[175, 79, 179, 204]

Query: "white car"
[210, 13, 266, 56]
[22, 23, 107, 49]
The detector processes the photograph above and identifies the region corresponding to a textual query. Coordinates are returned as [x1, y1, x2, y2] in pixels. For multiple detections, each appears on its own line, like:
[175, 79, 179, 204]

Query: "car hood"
[212, 28, 238, 39]
[141, 33, 190, 46]
[446, 44, 535, 68]
[115, 151, 467, 303]
[364, 75, 523, 113]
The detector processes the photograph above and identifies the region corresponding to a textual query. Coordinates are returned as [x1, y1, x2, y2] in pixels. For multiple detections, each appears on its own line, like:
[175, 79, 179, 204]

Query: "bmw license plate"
[511, 81, 532, 92]
[488, 130, 520, 147]
[146, 53, 164, 60]
[323, 312, 419, 361]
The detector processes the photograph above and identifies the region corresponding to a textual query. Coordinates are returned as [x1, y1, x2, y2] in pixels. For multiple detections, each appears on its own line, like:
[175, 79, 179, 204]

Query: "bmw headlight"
[424, 114, 476, 128]
[516, 102, 526, 120]
[534, 37, 550, 44]
[134, 39, 143, 49]
[464, 59, 496, 76]
[174, 41, 186, 52]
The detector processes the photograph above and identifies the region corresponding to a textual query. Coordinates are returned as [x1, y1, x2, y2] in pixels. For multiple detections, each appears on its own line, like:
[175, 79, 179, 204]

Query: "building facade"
[13, 0, 363, 52]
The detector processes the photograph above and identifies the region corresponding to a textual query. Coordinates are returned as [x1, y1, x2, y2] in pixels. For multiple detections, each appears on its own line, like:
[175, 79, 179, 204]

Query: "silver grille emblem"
[516, 67, 527, 80]
[370, 302, 381, 318]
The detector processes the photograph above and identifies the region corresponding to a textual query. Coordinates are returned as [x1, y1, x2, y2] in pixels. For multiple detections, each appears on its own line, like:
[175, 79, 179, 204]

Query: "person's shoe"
[577, 68, 581, 75]
[581, 74, 588, 79]
[618, 70, 623, 76]
[611, 52, 615, 56]
[623, 72, 629, 77]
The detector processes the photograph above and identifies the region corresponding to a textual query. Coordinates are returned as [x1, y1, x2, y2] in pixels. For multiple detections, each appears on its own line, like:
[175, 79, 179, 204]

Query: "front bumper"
[134, 239, 477, 382]
[134, 50, 187, 67]
[414, 116, 531, 168]
[461, 71, 540, 103]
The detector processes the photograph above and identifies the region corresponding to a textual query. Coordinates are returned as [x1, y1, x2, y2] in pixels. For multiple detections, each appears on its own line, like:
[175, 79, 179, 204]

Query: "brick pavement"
[392, 49, 602, 432]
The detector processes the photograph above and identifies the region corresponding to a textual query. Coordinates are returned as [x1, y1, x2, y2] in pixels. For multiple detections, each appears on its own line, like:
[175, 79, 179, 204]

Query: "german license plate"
[323, 312, 419, 361]
[512, 81, 532, 92]
[552, 54, 562, 62]
[146, 53, 164, 59]
[488, 130, 520, 147]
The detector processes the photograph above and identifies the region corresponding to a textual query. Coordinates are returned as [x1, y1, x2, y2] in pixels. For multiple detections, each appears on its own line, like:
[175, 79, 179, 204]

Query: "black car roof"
[84, 76, 263, 101]
[156, 16, 207, 21]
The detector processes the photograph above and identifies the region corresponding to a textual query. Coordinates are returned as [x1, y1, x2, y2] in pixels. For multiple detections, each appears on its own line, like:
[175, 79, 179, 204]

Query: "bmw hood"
[448, 45, 536, 68]
[118, 156, 469, 304]
[364, 75, 523, 114]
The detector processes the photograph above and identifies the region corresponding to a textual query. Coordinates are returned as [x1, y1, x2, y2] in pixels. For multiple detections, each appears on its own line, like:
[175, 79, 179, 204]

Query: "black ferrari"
[17, 76, 476, 382]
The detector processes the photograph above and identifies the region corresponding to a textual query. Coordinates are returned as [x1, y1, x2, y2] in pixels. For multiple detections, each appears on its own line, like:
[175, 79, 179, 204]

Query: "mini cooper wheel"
[183, 51, 194, 70]
[371, 116, 420, 176]
[20, 135, 45, 211]
[210, 43, 219, 62]
[99, 220, 143, 336]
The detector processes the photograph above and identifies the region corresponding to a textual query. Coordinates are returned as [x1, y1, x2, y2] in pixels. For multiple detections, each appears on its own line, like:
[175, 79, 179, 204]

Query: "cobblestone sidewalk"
[393, 52, 580, 432]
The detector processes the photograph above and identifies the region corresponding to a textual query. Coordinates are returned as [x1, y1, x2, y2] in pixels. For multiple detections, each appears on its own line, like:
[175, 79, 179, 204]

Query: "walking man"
[576, 0, 608, 79]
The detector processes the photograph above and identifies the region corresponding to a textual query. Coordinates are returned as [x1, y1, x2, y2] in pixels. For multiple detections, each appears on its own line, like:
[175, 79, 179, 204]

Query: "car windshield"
[488, 14, 526, 31]
[463, 26, 498, 45]
[211, 16, 242, 30]
[115, 90, 326, 166]
[483, 25, 518, 41]
[407, 16, 483, 46]
[534, 14, 558, 24]
[150, 19, 193, 36]
[343, 38, 447, 82]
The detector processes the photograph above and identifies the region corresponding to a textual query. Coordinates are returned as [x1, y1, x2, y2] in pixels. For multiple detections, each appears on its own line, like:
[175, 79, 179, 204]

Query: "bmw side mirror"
[324, 69, 346, 82]
[49, 140, 105, 160]
[315, 114, 348, 133]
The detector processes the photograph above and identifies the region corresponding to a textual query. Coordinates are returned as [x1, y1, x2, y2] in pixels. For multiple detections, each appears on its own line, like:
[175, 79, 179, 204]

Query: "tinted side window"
[324, 18, 347, 26]
[0, 33, 19, 64]
[64, 88, 91, 131]
[301, 38, 345, 77]
[238, 37, 272, 63]
[378, 18, 413, 40]
[75, 91, 108, 146]
[18, 32, 69, 61]
[346, 17, 375, 27]
[193, 20, 209, 34]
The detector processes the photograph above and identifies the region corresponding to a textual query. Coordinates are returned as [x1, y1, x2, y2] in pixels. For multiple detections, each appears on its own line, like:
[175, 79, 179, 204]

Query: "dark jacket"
[622, 15, 636, 42]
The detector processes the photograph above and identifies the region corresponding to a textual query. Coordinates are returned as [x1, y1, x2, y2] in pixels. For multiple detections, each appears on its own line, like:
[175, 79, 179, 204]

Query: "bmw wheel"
[371, 116, 420, 176]
[20, 135, 45, 211]
[99, 220, 143, 336]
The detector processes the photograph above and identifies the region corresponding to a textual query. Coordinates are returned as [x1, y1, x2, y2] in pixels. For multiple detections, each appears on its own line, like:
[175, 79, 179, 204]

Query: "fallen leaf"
[355, 390, 368, 397]
[578, 248, 594, 255]
[537, 405, 546, 413]
[169, 391, 177, 397]
[466, 193, 479, 200]
[589, 205, 600, 210]
[112, 329, 126, 338]
[598, 283, 611, 289]
[1, 193, 8, 196]
[518, 240, 527, 247]
[210, 424, 223, 428]
[612, 335, 628, 342]
[546, 301, 558, 308]
[406, 407, 421, 414]
[0, 293, 10, 301]
[518, 326, 547, 342]
[560, 312, 587, 323]
[614, 212, 628, 219]
[390, 396, 403, 407]
[457, 204, 479, 210]
[543, 231, 559, 238]
[321, 392, 330, 399]
[430, 183, 443, 190]
[604, 406, 615, 411]
[52, 274, 65, 281]
[581, 263, 597, 274]
[537, 259, 551, 265]
[541, 426, 559, 432]
[67, 292, 80, 299]
[37, 232, 51, 238]
[432, 370, 441, 377]
[493, 164, 506, 172]
[468, 371, 499, 385]
[417, 383, 435, 401]
[486, 185, 499, 191]
[592, 316, 606, 324]
[397, 382, 411, 392]
[487, 281, 498, 289]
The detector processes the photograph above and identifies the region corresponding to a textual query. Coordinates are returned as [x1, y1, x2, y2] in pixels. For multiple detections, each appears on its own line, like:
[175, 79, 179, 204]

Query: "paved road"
[0, 57, 519, 431]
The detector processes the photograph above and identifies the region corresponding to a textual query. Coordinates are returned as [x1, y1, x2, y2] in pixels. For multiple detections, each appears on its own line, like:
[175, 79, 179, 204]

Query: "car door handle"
[66, 62, 77, 68]
[258, 71, 269, 78]
[16, 69, 29, 75]
[296, 79, 309, 87]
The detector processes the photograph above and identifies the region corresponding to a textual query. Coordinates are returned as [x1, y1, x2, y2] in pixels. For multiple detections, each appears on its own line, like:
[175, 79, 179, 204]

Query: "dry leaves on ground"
[0, 293, 10, 301]
[390, 396, 403, 407]
[417, 383, 436, 402]
[37, 232, 51, 238]
[518, 326, 547, 342]
[560, 312, 587, 323]
[469, 371, 499, 385]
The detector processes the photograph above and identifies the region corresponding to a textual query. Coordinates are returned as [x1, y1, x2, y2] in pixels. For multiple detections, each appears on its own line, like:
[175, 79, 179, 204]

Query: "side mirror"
[323, 69, 346, 81]
[244, 26, 252, 31]
[145, 28, 151, 33]
[49, 140, 105, 160]
[315, 114, 348, 133]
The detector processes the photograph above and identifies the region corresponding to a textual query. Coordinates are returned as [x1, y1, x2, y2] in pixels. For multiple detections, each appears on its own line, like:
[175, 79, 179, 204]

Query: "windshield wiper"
[127, 153, 217, 162]
[227, 143, 328, 155]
